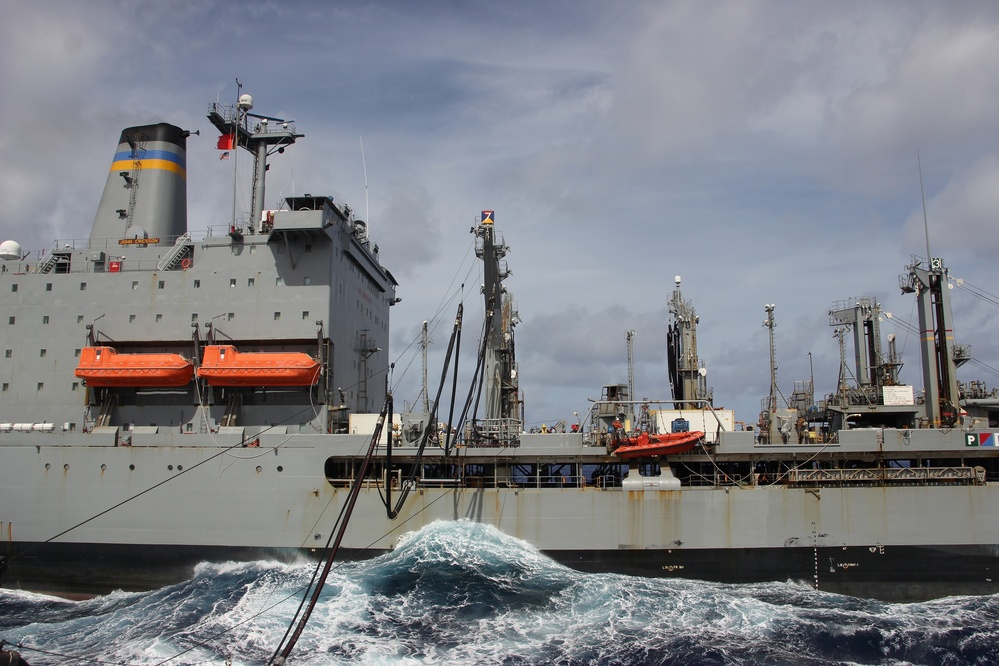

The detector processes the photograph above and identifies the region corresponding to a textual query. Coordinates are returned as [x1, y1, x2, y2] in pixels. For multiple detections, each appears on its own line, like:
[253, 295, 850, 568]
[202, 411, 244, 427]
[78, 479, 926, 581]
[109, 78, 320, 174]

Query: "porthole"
[277, 466, 284, 472]
[129, 464, 135, 471]
[177, 464, 183, 471]
[44, 463, 51, 470]
[100, 464, 107, 471]
[256, 466, 263, 473]
[168, 464, 174, 471]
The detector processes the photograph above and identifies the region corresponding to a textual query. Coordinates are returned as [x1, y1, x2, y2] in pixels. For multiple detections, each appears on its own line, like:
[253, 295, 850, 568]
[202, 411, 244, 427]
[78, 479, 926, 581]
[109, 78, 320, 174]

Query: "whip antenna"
[917, 149, 932, 263]
[360, 137, 370, 233]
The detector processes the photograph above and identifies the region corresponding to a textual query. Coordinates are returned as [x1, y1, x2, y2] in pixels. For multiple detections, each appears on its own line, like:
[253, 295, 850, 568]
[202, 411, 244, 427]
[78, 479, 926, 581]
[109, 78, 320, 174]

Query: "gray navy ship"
[1, 96, 997, 602]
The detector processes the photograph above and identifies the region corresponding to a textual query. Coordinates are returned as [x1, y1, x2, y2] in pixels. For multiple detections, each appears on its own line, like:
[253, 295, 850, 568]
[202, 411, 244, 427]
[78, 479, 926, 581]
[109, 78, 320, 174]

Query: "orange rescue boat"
[75, 346, 194, 387]
[613, 430, 703, 459]
[197, 344, 321, 387]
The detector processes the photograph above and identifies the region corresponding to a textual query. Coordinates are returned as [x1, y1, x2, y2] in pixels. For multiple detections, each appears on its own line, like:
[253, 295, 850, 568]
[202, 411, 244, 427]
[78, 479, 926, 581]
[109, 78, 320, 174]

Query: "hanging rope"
[268, 393, 393, 665]
[382, 303, 464, 518]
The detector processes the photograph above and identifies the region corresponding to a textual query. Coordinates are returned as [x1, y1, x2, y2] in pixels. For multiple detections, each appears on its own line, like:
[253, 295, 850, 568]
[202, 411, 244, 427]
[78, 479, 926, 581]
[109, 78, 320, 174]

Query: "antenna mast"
[421, 321, 430, 415]
[626, 330, 636, 405]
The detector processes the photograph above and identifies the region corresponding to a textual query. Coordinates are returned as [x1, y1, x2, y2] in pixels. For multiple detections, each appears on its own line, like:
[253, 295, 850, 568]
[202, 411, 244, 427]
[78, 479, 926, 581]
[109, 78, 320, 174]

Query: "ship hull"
[5, 540, 996, 603]
[2, 438, 997, 602]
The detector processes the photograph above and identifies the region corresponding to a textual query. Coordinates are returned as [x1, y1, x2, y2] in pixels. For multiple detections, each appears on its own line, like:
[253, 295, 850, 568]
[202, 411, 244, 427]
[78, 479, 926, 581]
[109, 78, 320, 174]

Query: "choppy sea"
[1, 521, 997, 665]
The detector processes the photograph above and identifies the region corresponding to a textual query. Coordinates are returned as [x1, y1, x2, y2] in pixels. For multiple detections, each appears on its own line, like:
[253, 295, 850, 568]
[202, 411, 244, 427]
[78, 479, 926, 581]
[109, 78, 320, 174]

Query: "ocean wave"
[2, 520, 997, 665]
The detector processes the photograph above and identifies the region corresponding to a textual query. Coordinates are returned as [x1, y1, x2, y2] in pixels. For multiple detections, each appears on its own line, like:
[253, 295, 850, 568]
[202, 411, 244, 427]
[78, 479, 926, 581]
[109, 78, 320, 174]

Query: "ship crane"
[900, 256, 961, 427]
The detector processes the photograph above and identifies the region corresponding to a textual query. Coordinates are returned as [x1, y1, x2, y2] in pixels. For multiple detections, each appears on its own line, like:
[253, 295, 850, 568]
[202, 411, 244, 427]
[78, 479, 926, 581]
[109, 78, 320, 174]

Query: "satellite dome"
[238, 94, 254, 110]
[0, 240, 22, 260]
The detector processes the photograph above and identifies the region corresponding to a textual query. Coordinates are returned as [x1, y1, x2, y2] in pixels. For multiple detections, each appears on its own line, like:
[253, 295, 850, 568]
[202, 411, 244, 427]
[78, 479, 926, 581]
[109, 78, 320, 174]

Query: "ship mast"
[472, 210, 520, 444]
[626, 330, 636, 406]
[421, 321, 431, 415]
[207, 93, 303, 231]
[667, 276, 711, 409]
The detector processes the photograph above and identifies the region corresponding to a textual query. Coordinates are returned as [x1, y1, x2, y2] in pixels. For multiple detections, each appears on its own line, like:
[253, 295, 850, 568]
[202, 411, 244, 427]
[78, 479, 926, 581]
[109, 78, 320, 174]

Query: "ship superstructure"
[1, 99, 997, 603]
[0, 96, 396, 441]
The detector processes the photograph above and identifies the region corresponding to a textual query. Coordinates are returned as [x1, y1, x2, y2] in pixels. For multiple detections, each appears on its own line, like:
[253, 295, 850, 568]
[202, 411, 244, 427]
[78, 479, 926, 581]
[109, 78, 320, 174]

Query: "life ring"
[181, 258, 192, 269]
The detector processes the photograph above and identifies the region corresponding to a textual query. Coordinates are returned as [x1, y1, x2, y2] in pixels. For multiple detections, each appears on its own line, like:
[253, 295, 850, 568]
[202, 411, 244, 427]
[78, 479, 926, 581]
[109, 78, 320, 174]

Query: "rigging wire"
[951, 276, 999, 309]
[967, 357, 999, 382]
[268, 394, 393, 665]
[380, 303, 464, 517]
[390, 241, 479, 396]
[447, 302, 492, 455]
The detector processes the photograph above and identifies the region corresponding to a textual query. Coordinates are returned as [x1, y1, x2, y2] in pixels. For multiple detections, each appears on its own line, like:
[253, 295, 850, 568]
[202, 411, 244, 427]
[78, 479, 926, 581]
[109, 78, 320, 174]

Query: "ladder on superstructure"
[357, 330, 379, 412]
[124, 134, 146, 236]
[156, 232, 192, 271]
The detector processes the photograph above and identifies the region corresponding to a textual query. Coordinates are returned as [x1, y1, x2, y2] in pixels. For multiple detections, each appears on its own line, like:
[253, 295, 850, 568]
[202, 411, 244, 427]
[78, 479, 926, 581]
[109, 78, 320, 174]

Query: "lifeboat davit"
[74, 346, 194, 387]
[197, 345, 321, 387]
[613, 431, 703, 459]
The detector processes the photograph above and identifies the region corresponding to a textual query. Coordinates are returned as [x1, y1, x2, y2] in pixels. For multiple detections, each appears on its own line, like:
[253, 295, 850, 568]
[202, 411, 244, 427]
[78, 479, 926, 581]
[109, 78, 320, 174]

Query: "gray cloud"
[3, 0, 999, 424]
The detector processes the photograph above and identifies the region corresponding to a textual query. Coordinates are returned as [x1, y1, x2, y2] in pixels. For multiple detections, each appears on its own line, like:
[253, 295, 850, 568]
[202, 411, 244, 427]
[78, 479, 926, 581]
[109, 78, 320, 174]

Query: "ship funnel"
[88, 123, 188, 246]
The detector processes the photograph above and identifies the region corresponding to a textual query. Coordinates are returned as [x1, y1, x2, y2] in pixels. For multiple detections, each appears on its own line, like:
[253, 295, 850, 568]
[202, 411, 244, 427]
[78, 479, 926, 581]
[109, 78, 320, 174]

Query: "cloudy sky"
[3, 0, 999, 428]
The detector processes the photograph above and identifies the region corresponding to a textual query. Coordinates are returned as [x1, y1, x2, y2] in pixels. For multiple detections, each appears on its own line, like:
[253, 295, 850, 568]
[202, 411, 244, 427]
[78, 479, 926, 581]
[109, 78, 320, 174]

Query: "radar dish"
[0, 240, 22, 260]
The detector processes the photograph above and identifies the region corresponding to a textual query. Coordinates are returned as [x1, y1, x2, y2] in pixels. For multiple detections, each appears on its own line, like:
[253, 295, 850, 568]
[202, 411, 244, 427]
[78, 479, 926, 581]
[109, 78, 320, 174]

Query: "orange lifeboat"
[75, 346, 194, 387]
[197, 345, 321, 387]
[613, 431, 703, 459]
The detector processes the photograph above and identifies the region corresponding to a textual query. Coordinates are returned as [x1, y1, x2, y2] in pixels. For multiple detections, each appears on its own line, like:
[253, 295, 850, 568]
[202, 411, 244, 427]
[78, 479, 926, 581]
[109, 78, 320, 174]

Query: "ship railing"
[786, 465, 985, 486]
[71, 234, 194, 251]
[594, 474, 622, 489]
[42, 228, 249, 252]
[465, 418, 522, 447]
[326, 473, 594, 490]
[326, 477, 386, 489]
[416, 478, 463, 488]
